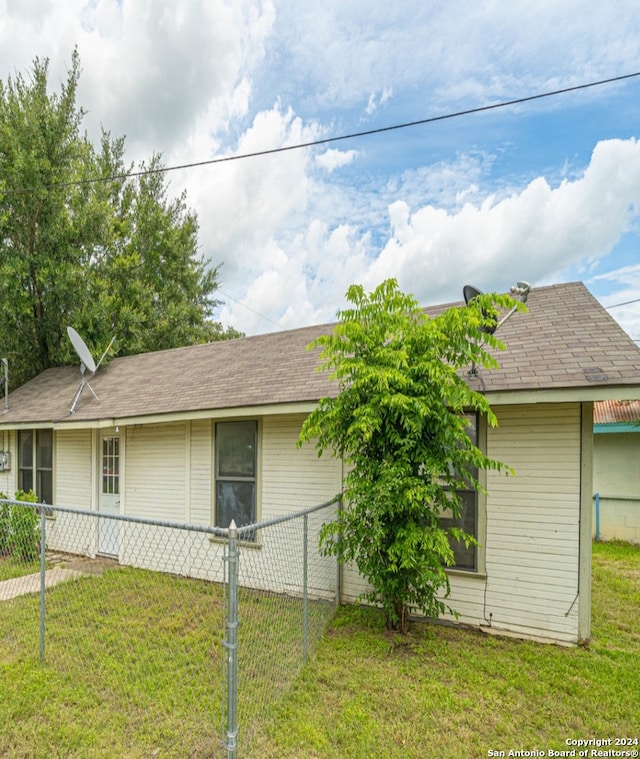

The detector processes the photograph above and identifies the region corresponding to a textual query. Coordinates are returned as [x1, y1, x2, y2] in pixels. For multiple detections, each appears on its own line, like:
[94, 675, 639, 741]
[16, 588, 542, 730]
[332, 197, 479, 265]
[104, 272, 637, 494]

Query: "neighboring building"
[1, 281, 640, 645]
[593, 400, 640, 543]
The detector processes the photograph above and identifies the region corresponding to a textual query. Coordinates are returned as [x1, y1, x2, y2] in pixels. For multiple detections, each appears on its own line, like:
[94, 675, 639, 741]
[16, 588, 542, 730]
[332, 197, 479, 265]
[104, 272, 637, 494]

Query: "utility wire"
[605, 296, 640, 309]
[6, 71, 640, 195]
[217, 289, 286, 331]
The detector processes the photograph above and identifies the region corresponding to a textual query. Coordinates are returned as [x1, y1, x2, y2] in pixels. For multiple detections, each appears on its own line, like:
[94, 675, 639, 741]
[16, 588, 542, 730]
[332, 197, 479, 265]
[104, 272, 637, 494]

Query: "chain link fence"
[0, 497, 339, 757]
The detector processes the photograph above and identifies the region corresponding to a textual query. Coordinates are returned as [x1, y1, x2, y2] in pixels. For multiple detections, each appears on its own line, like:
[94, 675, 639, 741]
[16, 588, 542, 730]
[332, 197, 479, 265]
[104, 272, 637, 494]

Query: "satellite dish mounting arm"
[67, 327, 114, 415]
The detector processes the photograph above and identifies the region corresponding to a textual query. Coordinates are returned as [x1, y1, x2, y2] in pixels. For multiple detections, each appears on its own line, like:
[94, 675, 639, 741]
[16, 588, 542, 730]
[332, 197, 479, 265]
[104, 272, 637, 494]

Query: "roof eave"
[485, 384, 640, 405]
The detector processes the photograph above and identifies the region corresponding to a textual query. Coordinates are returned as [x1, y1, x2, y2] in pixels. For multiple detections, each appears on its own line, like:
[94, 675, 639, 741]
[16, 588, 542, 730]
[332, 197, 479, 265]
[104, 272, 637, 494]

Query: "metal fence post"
[303, 513, 308, 663]
[595, 492, 600, 542]
[39, 506, 46, 663]
[224, 520, 239, 758]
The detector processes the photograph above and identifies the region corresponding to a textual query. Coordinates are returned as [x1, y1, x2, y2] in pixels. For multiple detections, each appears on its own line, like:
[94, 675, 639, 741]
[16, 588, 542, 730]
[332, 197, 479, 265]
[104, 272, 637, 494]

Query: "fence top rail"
[0, 498, 229, 537]
[235, 497, 341, 538]
[0, 495, 341, 538]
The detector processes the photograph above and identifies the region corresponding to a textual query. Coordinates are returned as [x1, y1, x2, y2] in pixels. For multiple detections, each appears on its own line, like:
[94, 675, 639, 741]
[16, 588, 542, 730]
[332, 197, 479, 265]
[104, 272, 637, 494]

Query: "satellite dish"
[463, 280, 532, 379]
[463, 284, 483, 304]
[463, 284, 497, 335]
[67, 326, 100, 415]
[67, 326, 97, 375]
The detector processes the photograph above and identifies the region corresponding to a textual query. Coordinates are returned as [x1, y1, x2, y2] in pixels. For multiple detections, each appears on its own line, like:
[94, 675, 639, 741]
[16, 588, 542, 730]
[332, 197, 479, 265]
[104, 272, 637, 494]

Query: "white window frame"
[214, 420, 259, 539]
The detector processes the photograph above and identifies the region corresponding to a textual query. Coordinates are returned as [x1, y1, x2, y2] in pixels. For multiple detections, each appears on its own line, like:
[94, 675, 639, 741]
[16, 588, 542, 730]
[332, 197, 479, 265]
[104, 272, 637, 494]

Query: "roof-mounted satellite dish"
[463, 281, 531, 333]
[463, 285, 497, 335]
[68, 326, 96, 375]
[463, 280, 531, 378]
[463, 284, 483, 305]
[67, 327, 115, 415]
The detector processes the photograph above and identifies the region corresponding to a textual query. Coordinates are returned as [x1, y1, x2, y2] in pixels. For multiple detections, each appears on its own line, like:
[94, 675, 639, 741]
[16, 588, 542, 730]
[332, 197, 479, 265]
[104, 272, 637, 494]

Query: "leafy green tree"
[299, 279, 520, 633]
[0, 52, 238, 389]
[0, 51, 99, 385]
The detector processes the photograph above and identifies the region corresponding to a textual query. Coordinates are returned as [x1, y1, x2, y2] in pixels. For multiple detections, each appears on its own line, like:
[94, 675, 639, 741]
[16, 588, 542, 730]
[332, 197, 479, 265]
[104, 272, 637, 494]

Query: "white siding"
[477, 402, 582, 643]
[47, 430, 94, 555]
[121, 423, 192, 574]
[189, 419, 212, 525]
[261, 415, 342, 517]
[0, 430, 14, 496]
[236, 415, 341, 598]
[116, 415, 342, 592]
[125, 423, 187, 521]
[32, 405, 586, 644]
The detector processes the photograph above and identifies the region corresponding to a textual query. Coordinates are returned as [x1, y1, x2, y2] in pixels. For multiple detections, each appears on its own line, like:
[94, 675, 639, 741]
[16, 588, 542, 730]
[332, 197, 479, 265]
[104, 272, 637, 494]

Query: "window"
[439, 413, 481, 572]
[102, 437, 119, 496]
[215, 421, 257, 536]
[18, 429, 53, 504]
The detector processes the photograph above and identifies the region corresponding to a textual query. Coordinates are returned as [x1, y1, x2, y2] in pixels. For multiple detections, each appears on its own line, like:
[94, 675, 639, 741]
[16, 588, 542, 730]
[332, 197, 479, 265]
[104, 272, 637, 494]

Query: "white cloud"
[218, 137, 640, 334]
[315, 148, 358, 172]
[0, 1, 275, 158]
[365, 87, 393, 116]
[591, 264, 640, 341]
[361, 139, 640, 305]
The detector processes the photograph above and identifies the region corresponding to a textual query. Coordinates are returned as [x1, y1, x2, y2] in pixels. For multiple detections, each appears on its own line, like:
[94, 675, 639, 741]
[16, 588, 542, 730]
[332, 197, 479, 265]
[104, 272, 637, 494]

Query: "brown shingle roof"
[2, 281, 640, 426]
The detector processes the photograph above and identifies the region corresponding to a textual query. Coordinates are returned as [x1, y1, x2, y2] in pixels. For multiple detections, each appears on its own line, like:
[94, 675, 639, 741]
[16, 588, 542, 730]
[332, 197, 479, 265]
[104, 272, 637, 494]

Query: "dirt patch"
[47, 552, 121, 576]
[62, 556, 121, 575]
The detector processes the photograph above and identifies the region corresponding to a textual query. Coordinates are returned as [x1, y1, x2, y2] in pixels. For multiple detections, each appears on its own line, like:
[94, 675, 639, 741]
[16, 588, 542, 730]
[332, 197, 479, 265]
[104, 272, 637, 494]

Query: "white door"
[99, 436, 120, 556]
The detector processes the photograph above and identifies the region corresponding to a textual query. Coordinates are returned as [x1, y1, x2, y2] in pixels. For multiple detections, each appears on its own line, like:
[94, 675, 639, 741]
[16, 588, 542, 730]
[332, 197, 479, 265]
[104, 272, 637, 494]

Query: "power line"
[217, 289, 286, 331]
[7, 71, 640, 195]
[605, 296, 640, 309]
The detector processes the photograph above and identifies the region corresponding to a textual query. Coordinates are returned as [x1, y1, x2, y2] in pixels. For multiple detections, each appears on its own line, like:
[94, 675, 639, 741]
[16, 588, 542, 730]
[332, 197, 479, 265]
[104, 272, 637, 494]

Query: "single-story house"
[1, 281, 640, 645]
[593, 399, 640, 543]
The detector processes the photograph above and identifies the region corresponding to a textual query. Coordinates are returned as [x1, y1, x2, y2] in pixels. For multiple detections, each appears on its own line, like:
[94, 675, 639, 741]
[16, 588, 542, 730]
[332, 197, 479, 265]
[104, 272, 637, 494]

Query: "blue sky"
[1, 1, 640, 341]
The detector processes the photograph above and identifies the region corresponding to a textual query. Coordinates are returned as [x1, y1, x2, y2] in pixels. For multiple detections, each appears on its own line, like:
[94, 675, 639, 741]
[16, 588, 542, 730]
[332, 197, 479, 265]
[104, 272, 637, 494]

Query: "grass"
[0, 564, 329, 757]
[0, 567, 224, 757]
[252, 540, 640, 758]
[0, 555, 41, 582]
[0, 541, 639, 757]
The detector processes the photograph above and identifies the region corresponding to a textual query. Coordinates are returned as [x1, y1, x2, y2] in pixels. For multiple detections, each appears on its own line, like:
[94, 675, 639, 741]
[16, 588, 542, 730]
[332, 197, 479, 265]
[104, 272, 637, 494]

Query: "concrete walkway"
[0, 566, 85, 601]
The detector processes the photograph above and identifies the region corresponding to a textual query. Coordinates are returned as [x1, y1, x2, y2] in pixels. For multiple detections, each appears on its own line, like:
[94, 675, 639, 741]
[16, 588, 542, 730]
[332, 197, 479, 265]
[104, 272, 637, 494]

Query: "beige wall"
[120, 414, 342, 587]
[593, 431, 640, 543]
[481, 402, 583, 644]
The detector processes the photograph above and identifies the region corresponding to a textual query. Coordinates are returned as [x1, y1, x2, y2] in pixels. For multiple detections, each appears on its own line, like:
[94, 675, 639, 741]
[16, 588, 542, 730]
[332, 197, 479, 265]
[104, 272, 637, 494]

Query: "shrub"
[8, 490, 40, 562]
[0, 492, 10, 557]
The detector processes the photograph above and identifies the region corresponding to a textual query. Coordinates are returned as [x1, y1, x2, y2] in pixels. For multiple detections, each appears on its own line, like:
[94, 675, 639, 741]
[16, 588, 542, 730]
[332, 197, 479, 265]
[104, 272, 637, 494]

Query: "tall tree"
[0, 51, 97, 385]
[0, 52, 237, 389]
[298, 279, 521, 633]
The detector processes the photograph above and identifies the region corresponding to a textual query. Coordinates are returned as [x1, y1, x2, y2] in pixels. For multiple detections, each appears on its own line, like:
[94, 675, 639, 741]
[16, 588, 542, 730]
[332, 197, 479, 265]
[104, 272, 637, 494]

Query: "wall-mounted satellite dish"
[67, 327, 115, 415]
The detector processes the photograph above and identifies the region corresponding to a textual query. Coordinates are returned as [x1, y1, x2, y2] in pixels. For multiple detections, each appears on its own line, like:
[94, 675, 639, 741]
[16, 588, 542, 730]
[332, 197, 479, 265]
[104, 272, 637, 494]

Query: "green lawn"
[0, 556, 41, 582]
[1, 541, 639, 757]
[253, 540, 640, 758]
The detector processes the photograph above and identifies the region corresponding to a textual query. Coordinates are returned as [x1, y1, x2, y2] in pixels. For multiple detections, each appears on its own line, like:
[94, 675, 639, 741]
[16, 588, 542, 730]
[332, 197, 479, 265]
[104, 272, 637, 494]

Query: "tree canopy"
[0, 51, 239, 389]
[298, 279, 522, 633]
